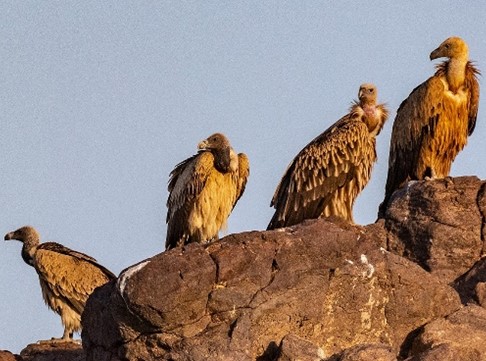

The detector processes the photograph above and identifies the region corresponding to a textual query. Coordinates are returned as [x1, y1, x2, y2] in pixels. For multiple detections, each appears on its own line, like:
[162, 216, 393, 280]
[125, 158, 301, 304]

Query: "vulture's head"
[5, 226, 41, 265]
[198, 133, 231, 152]
[198, 133, 234, 173]
[5, 226, 40, 246]
[358, 83, 377, 105]
[430, 37, 469, 61]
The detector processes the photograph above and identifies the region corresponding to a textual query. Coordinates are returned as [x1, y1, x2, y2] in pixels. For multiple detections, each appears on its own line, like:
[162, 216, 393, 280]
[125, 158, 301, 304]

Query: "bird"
[165, 132, 250, 249]
[268, 83, 388, 229]
[379, 37, 480, 217]
[4, 226, 116, 342]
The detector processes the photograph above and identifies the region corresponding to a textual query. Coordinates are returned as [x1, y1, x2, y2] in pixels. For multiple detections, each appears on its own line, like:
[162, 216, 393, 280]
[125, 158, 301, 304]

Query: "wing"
[268, 115, 368, 229]
[466, 61, 480, 135]
[382, 75, 445, 208]
[233, 153, 250, 210]
[165, 151, 214, 249]
[34, 242, 115, 314]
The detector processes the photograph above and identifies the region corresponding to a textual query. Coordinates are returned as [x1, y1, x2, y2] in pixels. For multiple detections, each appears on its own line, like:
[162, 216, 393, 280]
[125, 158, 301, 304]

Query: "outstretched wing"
[268, 115, 368, 229]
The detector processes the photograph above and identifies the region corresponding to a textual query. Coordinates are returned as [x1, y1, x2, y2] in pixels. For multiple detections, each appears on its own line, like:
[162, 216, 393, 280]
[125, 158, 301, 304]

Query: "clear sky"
[1, 1, 485, 353]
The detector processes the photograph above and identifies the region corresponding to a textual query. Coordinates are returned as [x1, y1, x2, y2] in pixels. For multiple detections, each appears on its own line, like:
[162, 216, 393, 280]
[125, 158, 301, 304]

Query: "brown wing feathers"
[379, 37, 480, 217]
[4, 226, 115, 340]
[268, 84, 387, 229]
[165, 133, 249, 249]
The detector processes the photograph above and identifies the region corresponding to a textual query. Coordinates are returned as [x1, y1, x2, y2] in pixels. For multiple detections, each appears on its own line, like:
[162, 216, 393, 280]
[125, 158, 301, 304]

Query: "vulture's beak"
[198, 139, 209, 150]
[429, 47, 442, 61]
[4, 232, 13, 241]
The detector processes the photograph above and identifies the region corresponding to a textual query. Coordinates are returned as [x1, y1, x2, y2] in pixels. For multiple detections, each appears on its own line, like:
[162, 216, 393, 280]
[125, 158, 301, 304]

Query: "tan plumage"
[268, 84, 388, 229]
[4, 226, 115, 341]
[165, 133, 249, 249]
[379, 37, 480, 217]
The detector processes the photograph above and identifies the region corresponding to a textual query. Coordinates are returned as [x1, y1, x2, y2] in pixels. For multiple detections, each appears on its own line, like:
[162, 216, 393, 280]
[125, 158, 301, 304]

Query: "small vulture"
[268, 84, 388, 229]
[4, 226, 115, 341]
[165, 132, 250, 249]
[379, 37, 480, 217]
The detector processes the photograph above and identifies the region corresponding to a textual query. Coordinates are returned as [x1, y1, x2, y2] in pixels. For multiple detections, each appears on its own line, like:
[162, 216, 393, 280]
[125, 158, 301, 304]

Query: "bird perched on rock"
[165, 132, 250, 249]
[379, 37, 480, 217]
[4, 226, 115, 342]
[268, 84, 388, 229]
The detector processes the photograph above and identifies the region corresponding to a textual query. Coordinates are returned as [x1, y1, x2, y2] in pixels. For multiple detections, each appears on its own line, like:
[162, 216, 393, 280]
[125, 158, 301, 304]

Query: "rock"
[406, 305, 486, 361]
[384, 176, 485, 283]
[275, 334, 326, 361]
[7, 176, 486, 360]
[82, 218, 460, 360]
[328, 343, 396, 361]
[453, 256, 486, 304]
[0, 350, 20, 361]
[19, 342, 84, 361]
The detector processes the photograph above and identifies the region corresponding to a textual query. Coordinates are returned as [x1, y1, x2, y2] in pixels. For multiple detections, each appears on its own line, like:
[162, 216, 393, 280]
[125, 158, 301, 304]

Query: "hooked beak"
[4, 232, 14, 241]
[429, 47, 442, 61]
[198, 139, 209, 150]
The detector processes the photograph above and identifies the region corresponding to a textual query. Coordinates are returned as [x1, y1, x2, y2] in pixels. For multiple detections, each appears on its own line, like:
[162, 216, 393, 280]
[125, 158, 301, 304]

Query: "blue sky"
[1, 1, 486, 353]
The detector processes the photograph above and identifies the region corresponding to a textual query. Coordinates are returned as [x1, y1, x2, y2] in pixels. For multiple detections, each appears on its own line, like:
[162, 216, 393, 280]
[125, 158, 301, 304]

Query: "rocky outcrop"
[405, 305, 486, 360]
[384, 176, 486, 283]
[4, 343, 84, 361]
[82, 219, 461, 360]
[8, 176, 486, 360]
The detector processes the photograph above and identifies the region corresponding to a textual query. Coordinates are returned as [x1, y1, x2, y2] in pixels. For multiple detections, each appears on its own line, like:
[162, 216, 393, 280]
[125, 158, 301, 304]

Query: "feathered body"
[4, 226, 115, 341]
[166, 133, 249, 249]
[268, 84, 388, 229]
[380, 37, 480, 216]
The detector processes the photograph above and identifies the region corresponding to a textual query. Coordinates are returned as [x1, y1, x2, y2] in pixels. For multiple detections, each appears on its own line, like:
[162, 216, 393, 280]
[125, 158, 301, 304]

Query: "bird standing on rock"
[379, 37, 480, 217]
[165, 133, 250, 249]
[4, 226, 115, 342]
[268, 83, 388, 229]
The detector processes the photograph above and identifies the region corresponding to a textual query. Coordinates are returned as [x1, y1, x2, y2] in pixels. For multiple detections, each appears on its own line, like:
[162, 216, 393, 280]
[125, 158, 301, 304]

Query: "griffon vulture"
[268, 84, 388, 229]
[4, 226, 115, 341]
[379, 37, 480, 217]
[165, 132, 249, 249]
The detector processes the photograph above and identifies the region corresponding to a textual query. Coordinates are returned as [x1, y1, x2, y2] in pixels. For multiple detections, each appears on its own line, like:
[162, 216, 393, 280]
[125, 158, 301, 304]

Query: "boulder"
[405, 305, 486, 361]
[384, 177, 486, 283]
[82, 219, 460, 360]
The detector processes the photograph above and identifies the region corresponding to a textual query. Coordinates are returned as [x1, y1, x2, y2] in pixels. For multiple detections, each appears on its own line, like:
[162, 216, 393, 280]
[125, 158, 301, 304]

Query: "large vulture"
[165, 132, 250, 249]
[268, 84, 388, 229]
[379, 37, 480, 217]
[4, 226, 115, 341]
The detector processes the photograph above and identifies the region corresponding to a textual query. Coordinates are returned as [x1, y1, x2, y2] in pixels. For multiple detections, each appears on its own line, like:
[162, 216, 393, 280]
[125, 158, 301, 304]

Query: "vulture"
[379, 37, 480, 217]
[165, 132, 250, 249]
[268, 83, 388, 229]
[4, 226, 115, 341]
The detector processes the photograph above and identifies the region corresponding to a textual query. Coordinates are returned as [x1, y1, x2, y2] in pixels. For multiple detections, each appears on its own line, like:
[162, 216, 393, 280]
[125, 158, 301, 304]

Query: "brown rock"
[19, 342, 84, 361]
[476, 282, 486, 307]
[276, 334, 326, 361]
[328, 343, 396, 361]
[407, 305, 486, 361]
[82, 219, 460, 360]
[453, 256, 486, 304]
[0, 350, 20, 361]
[384, 176, 485, 283]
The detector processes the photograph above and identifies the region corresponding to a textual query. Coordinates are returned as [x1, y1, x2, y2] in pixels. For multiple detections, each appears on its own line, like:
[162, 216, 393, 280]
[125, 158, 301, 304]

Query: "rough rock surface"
[13, 342, 84, 361]
[328, 343, 396, 361]
[6, 176, 486, 360]
[384, 176, 486, 283]
[82, 220, 461, 360]
[405, 305, 486, 361]
[0, 350, 19, 361]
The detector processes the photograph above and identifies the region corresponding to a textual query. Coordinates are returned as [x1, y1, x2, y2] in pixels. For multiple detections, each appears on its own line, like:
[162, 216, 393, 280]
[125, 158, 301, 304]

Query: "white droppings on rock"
[117, 260, 151, 297]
